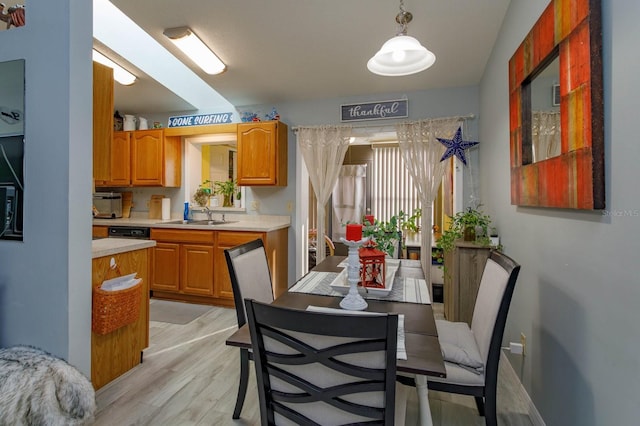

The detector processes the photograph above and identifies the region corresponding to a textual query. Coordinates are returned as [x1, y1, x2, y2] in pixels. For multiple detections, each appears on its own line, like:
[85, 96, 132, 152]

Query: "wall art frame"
[509, 0, 604, 209]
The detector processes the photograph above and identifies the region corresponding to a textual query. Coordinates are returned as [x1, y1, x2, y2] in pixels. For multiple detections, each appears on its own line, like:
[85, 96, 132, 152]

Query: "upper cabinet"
[93, 62, 114, 186]
[104, 129, 181, 187]
[131, 129, 181, 187]
[108, 131, 130, 186]
[93, 65, 181, 188]
[237, 121, 287, 186]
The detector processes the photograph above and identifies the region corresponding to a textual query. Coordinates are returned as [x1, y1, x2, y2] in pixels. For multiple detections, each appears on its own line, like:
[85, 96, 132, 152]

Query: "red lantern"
[358, 243, 386, 288]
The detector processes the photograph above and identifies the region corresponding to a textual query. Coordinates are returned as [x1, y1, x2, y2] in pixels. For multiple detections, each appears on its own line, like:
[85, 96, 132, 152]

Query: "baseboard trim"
[500, 351, 546, 426]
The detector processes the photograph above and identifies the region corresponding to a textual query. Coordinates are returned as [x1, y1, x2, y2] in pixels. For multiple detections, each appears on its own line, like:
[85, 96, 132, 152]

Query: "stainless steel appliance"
[93, 192, 122, 219]
[108, 226, 150, 239]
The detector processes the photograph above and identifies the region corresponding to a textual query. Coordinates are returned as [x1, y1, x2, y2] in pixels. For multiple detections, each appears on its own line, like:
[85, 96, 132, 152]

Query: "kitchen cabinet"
[443, 241, 492, 325]
[93, 62, 113, 186]
[109, 131, 131, 186]
[92, 225, 109, 239]
[214, 231, 265, 300]
[150, 229, 215, 298]
[97, 129, 181, 188]
[237, 121, 288, 186]
[149, 227, 289, 306]
[91, 246, 151, 390]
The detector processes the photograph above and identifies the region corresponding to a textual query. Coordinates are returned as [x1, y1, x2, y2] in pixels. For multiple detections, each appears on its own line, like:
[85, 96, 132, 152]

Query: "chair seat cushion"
[427, 360, 486, 387]
[435, 319, 484, 374]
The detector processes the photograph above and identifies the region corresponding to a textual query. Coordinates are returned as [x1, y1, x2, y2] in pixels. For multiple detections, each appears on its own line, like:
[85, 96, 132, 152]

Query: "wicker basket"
[92, 275, 142, 335]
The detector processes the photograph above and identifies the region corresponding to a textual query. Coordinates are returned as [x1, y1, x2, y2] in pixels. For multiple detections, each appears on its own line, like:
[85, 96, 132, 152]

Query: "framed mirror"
[0, 59, 24, 241]
[509, 0, 604, 209]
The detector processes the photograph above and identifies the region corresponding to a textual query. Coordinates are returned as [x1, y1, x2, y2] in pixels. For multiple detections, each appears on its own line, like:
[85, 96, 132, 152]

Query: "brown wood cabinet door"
[214, 231, 265, 300]
[92, 248, 150, 390]
[131, 129, 163, 186]
[237, 122, 287, 186]
[181, 244, 215, 296]
[92, 226, 109, 239]
[151, 242, 180, 292]
[93, 62, 113, 186]
[108, 131, 131, 186]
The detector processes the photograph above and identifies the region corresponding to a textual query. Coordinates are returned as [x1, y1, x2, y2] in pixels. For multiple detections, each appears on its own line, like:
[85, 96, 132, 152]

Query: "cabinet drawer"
[151, 229, 215, 244]
[216, 231, 265, 247]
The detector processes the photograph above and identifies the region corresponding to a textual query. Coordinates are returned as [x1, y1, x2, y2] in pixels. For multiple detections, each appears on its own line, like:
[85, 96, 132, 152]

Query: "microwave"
[93, 192, 122, 219]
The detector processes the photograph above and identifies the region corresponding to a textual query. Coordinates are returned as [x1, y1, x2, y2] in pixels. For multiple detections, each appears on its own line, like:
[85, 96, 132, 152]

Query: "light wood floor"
[94, 302, 534, 425]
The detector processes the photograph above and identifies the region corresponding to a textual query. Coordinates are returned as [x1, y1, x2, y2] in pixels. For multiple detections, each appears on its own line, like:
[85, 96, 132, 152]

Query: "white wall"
[479, 0, 640, 424]
[0, 0, 93, 374]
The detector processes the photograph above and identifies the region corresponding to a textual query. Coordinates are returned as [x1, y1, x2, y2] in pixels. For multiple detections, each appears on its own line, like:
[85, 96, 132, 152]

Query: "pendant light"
[367, 0, 436, 76]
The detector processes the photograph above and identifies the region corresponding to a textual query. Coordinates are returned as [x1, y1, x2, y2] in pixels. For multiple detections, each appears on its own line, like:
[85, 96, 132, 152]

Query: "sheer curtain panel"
[396, 118, 460, 292]
[297, 126, 352, 263]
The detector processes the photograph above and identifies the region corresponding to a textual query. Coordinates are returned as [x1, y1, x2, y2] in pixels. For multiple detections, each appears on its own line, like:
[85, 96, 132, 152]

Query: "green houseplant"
[193, 180, 213, 207]
[401, 208, 422, 235]
[436, 207, 493, 258]
[213, 179, 236, 207]
[362, 214, 402, 258]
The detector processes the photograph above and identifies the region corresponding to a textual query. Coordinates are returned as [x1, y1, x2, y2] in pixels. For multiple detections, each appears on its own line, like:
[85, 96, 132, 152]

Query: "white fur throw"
[0, 345, 96, 425]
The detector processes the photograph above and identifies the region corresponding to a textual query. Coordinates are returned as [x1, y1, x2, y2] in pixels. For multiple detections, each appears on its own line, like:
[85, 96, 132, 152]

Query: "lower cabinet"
[92, 225, 108, 239]
[214, 231, 264, 300]
[150, 229, 218, 303]
[150, 227, 288, 307]
[91, 247, 151, 390]
[443, 241, 492, 325]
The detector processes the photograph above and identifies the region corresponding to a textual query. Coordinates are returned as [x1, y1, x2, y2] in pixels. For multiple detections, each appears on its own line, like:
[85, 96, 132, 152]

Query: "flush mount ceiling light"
[163, 26, 226, 75]
[92, 49, 137, 85]
[367, 0, 436, 76]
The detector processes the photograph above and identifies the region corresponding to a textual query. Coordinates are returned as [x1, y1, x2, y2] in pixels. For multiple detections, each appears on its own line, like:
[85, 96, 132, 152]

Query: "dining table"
[225, 255, 445, 425]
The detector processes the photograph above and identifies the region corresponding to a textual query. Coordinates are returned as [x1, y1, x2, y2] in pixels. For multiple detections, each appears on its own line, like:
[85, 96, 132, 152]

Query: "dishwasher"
[107, 226, 151, 239]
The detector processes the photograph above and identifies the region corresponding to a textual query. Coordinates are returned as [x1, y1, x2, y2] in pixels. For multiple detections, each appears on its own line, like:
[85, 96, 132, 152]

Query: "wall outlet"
[251, 200, 260, 211]
[521, 332, 527, 356]
[286, 201, 293, 213]
[509, 342, 524, 355]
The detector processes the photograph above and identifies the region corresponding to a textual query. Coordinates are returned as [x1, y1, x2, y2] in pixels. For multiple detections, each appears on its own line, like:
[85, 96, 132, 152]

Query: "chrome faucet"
[204, 207, 215, 223]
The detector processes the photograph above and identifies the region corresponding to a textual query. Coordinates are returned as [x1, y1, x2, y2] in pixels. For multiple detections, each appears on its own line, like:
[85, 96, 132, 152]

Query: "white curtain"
[532, 111, 561, 162]
[395, 118, 461, 292]
[332, 165, 367, 241]
[297, 125, 352, 263]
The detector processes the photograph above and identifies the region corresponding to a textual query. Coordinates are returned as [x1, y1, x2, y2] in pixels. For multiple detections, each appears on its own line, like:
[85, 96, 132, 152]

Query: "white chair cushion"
[435, 319, 484, 373]
[427, 360, 485, 387]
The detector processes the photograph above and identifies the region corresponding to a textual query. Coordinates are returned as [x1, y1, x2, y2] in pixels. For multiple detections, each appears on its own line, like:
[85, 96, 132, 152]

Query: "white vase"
[123, 114, 136, 131]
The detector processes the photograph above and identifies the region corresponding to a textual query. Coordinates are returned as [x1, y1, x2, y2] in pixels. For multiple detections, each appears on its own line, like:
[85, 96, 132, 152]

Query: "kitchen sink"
[165, 219, 237, 226]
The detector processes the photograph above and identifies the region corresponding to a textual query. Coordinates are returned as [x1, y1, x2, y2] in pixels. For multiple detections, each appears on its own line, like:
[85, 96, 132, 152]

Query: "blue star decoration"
[437, 127, 479, 165]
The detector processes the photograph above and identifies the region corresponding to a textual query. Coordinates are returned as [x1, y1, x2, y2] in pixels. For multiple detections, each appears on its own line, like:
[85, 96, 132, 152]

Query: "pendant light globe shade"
[367, 35, 436, 76]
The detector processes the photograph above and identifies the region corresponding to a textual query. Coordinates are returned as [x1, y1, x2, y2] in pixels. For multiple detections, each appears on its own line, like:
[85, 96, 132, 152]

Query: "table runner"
[290, 270, 431, 304]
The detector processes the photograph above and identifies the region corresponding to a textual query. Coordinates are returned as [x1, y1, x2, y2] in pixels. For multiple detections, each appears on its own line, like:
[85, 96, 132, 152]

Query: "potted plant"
[435, 207, 493, 257]
[193, 180, 213, 207]
[401, 208, 422, 237]
[213, 179, 236, 207]
[362, 214, 402, 258]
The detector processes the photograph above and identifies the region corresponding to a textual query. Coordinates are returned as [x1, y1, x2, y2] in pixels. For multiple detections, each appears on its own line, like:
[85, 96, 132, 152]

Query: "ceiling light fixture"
[163, 27, 226, 75]
[367, 0, 436, 76]
[92, 49, 137, 86]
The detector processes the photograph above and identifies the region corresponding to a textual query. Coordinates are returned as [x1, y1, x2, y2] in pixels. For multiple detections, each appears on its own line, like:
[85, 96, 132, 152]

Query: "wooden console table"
[443, 240, 492, 325]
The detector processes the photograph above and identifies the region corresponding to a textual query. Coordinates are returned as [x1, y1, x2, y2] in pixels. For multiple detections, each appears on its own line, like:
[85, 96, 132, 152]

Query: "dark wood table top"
[225, 256, 445, 378]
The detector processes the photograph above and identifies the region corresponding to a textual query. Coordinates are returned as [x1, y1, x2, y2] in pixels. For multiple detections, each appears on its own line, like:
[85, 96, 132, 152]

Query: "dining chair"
[245, 299, 400, 425]
[398, 250, 520, 426]
[224, 238, 274, 419]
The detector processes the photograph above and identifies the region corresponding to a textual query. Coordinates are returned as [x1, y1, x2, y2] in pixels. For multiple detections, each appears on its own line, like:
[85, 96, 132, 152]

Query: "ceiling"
[99, 0, 511, 115]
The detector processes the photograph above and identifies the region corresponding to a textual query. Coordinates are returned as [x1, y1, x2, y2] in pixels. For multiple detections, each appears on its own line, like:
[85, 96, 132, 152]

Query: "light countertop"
[93, 213, 291, 233]
[92, 238, 156, 259]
